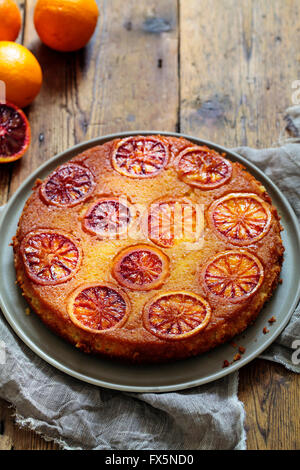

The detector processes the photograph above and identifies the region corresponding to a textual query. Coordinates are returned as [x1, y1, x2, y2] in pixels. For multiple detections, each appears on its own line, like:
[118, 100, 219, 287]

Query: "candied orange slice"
[21, 230, 81, 285]
[147, 198, 202, 248]
[83, 197, 132, 238]
[67, 283, 130, 333]
[202, 250, 264, 302]
[175, 146, 232, 189]
[112, 136, 169, 178]
[112, 244, 169, 291]
[40, 163, 95, 207]
[208, 193, 272, 245]
[143, 291, 211, 340]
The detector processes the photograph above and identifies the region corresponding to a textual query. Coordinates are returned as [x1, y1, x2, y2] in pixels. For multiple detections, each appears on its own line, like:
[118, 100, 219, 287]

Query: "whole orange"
[0, 0, 22, 41]
[0, 41, 43, 108]
[34, 0, 99, 52]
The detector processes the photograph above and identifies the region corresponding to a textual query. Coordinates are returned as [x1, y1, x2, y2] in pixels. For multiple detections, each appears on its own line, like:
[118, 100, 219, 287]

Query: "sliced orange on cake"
[21, 230, 81, 285]
[143, 291, 211, 340]
[112, 244, 169, 291]
[175, 145, 232, 189]
[202, 250, 264, 302]
[82, 197, 132, 239]
[146, 198, 203, 248]
[208, 193, 272, 245]
[40, 163, 95, 207]
[68, 283, 130, 333]
[112, 136, 169, 178]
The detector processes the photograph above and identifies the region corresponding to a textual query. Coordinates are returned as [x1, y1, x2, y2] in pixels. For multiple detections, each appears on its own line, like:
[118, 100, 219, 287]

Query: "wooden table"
[0, 0, 299, 450]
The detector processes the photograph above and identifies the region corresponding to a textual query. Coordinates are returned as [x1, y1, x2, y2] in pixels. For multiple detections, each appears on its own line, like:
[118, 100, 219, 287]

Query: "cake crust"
[13, 136, 284, 363]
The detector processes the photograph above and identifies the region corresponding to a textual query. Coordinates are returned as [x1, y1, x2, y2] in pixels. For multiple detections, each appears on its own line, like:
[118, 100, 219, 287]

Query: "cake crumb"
[230, 341, 237, 348]
[238, 346, 246, 354]
[25, 308, 30, 316]
[233, 353, 241, 362]
[263, 327, 269, 334]
[222, 360, 230, 368]
[268, 316, 276, 324]
[279, 279, 283, 284]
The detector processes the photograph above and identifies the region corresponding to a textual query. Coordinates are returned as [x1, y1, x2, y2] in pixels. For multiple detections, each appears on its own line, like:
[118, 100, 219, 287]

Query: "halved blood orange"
[67, 283, 130, 333]
[0, 102, 31, 163]
[112, 244, 169, 291]
[202, 250, 264, 302]
[82, 197, 132, 238]
[21, 229, 81, 285]
[208, 193, 272, 245]
[112, 136, 169, 178]
[175, 146, 232, 189]
[147, 198, 202, 248]
[40, 163, 95, 207]
[143, 291, 211, 340]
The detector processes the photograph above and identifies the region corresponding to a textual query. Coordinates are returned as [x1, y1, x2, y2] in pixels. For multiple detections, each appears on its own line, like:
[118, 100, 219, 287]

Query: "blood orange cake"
[13, 135, 284, 363]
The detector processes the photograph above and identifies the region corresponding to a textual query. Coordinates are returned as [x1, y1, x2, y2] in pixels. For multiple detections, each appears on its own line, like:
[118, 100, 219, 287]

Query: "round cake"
[13, 135, 284, 363]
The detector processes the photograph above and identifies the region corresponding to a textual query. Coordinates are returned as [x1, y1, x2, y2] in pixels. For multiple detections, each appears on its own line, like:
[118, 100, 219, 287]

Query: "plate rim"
[0, 130, 300, 393]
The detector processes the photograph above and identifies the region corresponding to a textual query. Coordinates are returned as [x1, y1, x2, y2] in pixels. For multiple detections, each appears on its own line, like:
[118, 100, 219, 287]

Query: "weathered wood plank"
[0, 398, 58, 450]
[0, 435, 13, 451]
[180, 0, 300, 148]
[239, 360, 300, 450]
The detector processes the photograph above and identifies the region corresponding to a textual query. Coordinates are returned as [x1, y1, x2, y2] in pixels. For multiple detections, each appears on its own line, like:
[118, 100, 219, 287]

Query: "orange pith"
[68, 283, 130, 333]
[21, 230, 81, 285]
[40, 163, 95, 207]
[0, 102, 31, 163]
[147, 198, 202, 248]
[202, 250, 264, 302]
[143, 291, 211, 340]
[112, 136, 169, 178]
[112, 244, 170, 291]
[209, 193, 272, 245]
[82, 197, 132, 238]
[176, 146, 232, 189]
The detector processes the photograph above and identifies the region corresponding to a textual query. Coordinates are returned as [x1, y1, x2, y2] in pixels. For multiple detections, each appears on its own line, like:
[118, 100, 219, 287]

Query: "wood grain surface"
[0, 0, 299, 450]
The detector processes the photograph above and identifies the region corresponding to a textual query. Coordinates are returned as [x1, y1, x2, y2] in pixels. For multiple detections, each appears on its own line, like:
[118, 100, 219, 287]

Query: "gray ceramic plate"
[0, 131, 300, 392]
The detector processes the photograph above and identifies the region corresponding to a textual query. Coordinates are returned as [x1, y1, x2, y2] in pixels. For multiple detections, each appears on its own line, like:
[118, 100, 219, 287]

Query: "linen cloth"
[0, 112, 299, 450]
